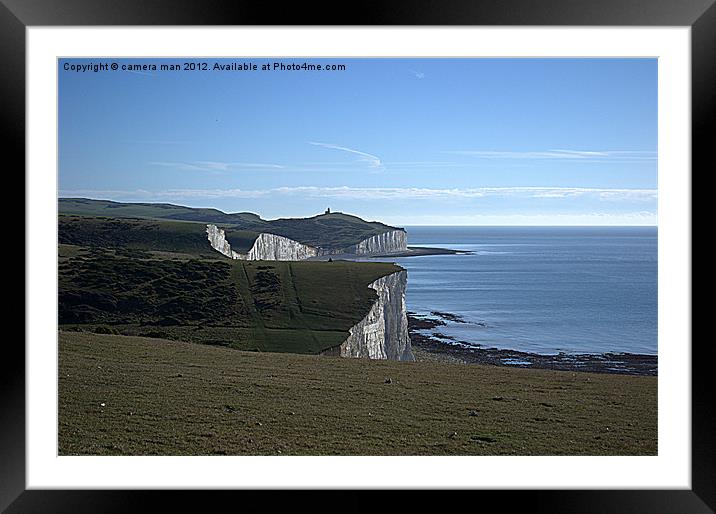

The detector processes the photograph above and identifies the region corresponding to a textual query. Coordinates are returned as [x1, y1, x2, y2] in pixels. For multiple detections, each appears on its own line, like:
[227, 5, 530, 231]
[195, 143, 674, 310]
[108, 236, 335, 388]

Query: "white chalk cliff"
[349, 229, 408, 255]
[206, 224, 317, 261]
[245, 233, 318, 261]
[209, 224, 407, 261]
[206, 224, 241, 259]
[337, 270, 414, 361]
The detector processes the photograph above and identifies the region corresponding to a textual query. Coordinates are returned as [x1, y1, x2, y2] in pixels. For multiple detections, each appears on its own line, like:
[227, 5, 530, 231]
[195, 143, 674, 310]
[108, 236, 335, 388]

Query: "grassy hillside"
[59, 244, 402, 354]
[59, 214, 260, 255]
[59, 331, 658, 456]
[267, 211, 401, 249]
[59, 198, 401, 249]
[59, 197, 264, 227]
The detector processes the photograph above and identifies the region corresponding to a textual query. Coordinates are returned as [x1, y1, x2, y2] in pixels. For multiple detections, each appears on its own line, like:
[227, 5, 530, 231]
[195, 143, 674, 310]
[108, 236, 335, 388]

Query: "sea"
[375, 226, 657, 356]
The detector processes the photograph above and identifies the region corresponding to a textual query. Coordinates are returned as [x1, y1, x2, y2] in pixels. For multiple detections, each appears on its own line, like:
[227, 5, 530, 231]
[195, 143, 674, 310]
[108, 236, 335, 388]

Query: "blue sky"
[59, 58, 657, 225]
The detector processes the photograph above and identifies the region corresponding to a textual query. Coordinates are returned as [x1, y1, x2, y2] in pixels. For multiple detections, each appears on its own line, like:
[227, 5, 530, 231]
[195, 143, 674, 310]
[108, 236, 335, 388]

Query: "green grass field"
[59, 244, 402, 354]
[59, 331, 658, 456]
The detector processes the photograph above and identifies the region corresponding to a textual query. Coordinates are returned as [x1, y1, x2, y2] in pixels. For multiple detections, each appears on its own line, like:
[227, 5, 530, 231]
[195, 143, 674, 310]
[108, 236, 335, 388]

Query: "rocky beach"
[407, 312, 658, 376]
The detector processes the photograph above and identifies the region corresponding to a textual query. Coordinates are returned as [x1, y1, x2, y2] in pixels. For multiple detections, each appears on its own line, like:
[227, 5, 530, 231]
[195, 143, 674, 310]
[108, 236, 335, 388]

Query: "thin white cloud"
[61, 186, 657, 202]
[60, 188, 269, 200]
[446, 149, 656, 161]
[231, 162, 285, 169]
[150, 161, 284, 172]
[378, 212, 657, 227]
[308, 142, 383, 169]
[273, 186, 656, 201]
[409, 70, 425, 79]
[383, 161, 472, 169]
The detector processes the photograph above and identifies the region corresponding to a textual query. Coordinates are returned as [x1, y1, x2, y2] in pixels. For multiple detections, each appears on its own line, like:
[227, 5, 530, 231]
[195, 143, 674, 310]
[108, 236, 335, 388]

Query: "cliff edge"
[333, 270, 414, 361]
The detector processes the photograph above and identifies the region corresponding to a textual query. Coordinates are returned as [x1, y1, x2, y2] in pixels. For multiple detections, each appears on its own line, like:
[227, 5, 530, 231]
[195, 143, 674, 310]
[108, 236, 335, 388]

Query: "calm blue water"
[384, 227, 657, 356]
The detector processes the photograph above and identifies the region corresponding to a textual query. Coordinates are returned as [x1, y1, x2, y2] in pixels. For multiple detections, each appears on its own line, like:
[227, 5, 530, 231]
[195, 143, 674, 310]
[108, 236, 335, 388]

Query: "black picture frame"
[5, 0, 707, 511]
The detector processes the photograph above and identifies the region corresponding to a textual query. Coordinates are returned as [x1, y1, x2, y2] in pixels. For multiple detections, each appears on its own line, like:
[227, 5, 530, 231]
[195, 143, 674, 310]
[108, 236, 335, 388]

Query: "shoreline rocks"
[407, 313, 657, 376]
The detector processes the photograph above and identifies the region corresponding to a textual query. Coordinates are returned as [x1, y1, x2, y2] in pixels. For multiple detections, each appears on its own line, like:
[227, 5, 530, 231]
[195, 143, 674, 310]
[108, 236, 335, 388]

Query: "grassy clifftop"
[59, 198, 401, 249]
[263, 211, 401, 249]
[59, 244, 402, 354]
[59, 215, 246, 257]
[59, 214, 264, 256]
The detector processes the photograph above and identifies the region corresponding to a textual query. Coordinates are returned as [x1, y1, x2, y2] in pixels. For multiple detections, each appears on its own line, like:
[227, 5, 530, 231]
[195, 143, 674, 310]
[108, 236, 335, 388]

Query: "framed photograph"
[8, 0, 708, 511]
